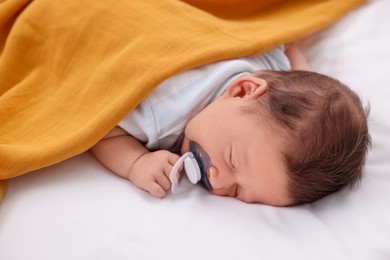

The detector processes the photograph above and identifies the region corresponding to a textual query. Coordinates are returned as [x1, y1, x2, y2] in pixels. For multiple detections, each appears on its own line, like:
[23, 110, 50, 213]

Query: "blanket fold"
[0, 0, 365, 199]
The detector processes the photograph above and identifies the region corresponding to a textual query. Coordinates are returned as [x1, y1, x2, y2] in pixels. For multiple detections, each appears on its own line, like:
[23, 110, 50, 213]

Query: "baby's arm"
[284, 42, 311, 71]
[90, 126, 180, 198]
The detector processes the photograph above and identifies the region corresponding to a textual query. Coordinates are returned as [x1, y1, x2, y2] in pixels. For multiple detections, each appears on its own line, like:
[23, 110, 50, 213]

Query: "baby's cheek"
[180, 136, 190, 155]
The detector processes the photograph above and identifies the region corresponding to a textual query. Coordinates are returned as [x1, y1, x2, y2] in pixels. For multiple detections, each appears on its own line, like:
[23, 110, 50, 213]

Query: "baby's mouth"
[170, 140, 213, 194]
[189, 141, 213, 190]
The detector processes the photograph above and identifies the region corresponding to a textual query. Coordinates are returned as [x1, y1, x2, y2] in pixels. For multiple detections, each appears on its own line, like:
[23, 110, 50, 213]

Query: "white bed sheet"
[1, 1, 389, 259]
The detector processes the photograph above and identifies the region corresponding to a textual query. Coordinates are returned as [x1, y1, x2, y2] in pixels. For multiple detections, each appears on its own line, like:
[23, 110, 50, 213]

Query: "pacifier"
[170, 141, 213, 194]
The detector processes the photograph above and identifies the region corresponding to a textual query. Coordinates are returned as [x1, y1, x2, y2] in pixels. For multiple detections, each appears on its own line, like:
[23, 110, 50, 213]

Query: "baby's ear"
[224, 75, 268, 99]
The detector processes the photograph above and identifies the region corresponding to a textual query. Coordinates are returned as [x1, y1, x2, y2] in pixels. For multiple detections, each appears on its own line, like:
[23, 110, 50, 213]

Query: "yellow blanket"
[0, 0, 365, 200]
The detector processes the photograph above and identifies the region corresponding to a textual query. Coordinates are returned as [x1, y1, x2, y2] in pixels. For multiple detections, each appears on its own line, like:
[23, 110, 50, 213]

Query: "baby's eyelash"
[230, 145, 235, 169]
[235, 185, 239, 197]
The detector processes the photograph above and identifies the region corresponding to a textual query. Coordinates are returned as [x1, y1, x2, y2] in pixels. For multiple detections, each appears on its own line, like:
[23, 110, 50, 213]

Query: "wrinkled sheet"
[0, 0, 389, 259]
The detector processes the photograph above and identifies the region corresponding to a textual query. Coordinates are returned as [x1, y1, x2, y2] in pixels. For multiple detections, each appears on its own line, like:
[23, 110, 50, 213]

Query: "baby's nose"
[208, 165, 233, 190]
[207, 165, 218, 180]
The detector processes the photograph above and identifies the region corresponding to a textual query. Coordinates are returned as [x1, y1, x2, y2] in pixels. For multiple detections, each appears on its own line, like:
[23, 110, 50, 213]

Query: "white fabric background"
[0, 1, 389, 259]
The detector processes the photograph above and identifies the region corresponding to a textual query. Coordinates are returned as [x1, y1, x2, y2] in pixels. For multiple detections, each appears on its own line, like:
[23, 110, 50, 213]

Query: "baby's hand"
[128, 150, 180, 198]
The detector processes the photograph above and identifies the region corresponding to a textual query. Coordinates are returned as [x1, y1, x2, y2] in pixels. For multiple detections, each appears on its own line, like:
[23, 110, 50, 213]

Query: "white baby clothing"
[118, 46, 291, 152]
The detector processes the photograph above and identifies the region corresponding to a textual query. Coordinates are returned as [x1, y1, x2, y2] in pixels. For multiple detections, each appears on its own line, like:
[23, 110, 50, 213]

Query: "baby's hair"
[252, 70, 371, 205]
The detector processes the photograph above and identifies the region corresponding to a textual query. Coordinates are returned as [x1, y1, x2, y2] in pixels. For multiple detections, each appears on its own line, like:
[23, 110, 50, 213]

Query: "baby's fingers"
[155, 172, 171, 191]
[147, 182, 167, 198]
[165, 153, 183, 179]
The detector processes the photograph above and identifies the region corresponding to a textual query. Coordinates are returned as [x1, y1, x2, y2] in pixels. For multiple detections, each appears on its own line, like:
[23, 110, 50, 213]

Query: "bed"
[0, 0, 389, 259]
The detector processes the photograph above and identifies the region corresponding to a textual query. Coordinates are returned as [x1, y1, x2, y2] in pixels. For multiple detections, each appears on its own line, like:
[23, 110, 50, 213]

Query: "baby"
[91, 43, 370, 206]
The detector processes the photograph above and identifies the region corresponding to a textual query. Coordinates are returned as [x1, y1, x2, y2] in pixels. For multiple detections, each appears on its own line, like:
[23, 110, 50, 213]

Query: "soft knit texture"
[0, 0, 365, 199]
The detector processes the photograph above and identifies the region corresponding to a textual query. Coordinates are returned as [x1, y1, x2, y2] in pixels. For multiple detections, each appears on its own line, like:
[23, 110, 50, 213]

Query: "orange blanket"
[0, 0, 365, 200]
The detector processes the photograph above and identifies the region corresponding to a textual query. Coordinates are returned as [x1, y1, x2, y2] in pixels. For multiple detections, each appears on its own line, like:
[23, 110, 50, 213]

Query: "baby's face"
[181, 75, 291, 206]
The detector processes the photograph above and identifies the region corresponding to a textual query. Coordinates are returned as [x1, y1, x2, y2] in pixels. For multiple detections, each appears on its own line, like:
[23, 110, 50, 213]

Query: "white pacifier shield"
[170, 152, 201, 194]
[184, 153, 201, 184]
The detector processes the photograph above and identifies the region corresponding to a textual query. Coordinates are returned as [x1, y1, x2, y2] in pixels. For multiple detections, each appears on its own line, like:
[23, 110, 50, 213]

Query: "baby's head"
[251, 70, 371, 205]
[181, 70, 370, 206]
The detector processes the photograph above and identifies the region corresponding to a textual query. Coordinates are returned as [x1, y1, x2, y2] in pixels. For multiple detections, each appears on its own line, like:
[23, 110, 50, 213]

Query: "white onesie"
[118, 46, 291, 152]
